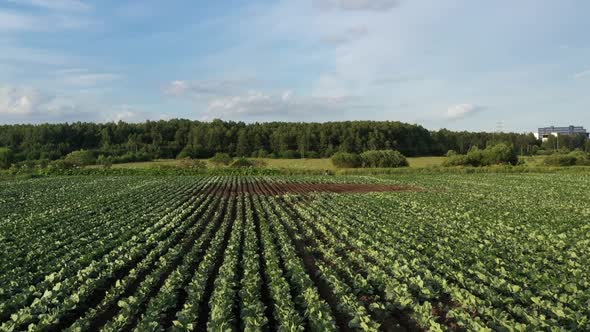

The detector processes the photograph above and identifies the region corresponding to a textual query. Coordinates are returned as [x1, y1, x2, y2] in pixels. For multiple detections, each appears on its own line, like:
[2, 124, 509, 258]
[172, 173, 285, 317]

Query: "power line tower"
[495, 121, 504, 134]
[492, 121, 504, 145]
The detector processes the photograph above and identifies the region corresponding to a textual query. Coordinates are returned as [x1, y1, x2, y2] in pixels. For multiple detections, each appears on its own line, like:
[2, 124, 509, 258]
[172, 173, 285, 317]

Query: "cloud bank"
[0, 85, 80, 117]
[445, 104, 484, 120]
[163, 79, 253, 98]
[6, 0, 91, 12]
[313, 0, 400, 11]
[206, 91, 356, 118]
[573, 69, 590, 79]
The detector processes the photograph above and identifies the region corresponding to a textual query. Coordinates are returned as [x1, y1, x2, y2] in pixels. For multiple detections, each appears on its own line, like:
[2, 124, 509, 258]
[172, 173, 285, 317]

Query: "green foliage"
[444, 143, 518, 167]
[568, 150, 590, 165]
[250, 149, 268, 158]
[177, 145, 209, 159]
[443, 154, 467, 167]
[0, 120, 550, 165]
[97, 155, 113, 168]
[0, 175, 590, 331]
[279, 150, 301, 159]
[229, 157, 259, 168]
[111, 152, 152, 164]
[543, 151, 590, 166]
[360, 150, 409, 168]
[446, 150, 457, 157]
[331, 152, 362, 168]
[64, 150, 96, 167]
[481, 143, 519, 165]
[333, 150, 408, 168]
[0, 147, 14, 169]
[209, 152, 233, 166]
[465, 146, 485, 166]
[177, 158, 207, 169]
[48, 159, 74, 171]
[543, 154, 577, 166]
[535, 149, 552, 155]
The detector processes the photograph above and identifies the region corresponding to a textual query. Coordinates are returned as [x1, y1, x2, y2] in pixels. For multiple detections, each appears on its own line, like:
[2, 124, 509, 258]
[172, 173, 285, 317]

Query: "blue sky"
[0, 0, 589, 132]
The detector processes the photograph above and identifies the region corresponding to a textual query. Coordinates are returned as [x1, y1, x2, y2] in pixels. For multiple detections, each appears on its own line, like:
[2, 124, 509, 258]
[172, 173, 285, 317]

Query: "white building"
[534, 126, 589, 142]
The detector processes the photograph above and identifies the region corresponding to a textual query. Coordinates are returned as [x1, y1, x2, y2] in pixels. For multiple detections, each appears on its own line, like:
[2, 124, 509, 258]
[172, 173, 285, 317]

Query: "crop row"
[0, 174, 588, 331]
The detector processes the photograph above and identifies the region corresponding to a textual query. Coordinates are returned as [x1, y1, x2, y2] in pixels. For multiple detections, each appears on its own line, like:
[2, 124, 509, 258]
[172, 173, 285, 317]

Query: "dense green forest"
[0, 119, 586, 166]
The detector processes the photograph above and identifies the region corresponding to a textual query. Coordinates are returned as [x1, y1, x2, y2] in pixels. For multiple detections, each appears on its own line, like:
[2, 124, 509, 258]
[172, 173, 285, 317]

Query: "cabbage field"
[0, 173, 589, 331]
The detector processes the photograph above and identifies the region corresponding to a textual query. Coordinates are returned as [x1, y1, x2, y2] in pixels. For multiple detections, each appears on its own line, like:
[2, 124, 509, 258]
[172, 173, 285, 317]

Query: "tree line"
[0, 119, 586, 165]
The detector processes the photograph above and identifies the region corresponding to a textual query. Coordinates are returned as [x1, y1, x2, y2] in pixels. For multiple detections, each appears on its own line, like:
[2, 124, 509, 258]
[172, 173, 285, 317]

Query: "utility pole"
[493, 121, 504, 146]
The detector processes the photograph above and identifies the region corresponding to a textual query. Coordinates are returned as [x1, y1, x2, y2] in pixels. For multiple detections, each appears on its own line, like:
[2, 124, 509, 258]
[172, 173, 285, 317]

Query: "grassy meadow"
[95, 156, 448, 170]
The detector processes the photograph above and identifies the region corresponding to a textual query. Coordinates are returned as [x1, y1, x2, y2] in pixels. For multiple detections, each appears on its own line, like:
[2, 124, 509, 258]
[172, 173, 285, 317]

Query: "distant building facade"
[535, 126, 589, 141]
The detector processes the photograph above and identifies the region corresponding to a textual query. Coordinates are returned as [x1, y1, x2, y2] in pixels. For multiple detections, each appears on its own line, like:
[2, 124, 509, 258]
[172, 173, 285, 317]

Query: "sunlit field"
[1, 173, 588, 331]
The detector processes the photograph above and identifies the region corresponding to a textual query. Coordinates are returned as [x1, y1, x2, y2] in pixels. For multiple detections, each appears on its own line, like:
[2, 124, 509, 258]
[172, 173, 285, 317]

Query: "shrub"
[279, 150, 300, 159]
[36, 159, 50, 169]
[569, 150, 590, 166]
[443, 144, 518, 167]
[481, 143, 518, 166]
[303, 151, 319, 158]
[543, 154, 577, 166]
[230, 157, 256, 168]
[250, 149, 268, 158]
[210, 153, 233, 166]
[543, 151, 590, 166]
[178, 158, 207, 169]
[444, 154, 470, 166]
[331, 152, 362, 168]
[110, 152, 153, 164]
[64, 150, 96, 167]
[446, 150, 458, 157]
[48, 159, 74, 171]
[97, 155, 113, 168]
[360, 150, 409, 168]
[229, 158, 266, 168]
[176, 149, 191, 159]
[0, 147, 14, 169]
[465, 146, 485, 166]
[177, 145, 210, 159]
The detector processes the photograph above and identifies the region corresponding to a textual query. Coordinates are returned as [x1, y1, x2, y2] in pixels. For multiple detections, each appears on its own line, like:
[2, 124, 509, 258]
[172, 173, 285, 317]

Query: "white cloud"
[163, 80, 190, 96]
[0, 85, 101, 121]
[163, 76, 370, 120]
[206, 90, 358, 118]
[0, 10, 38, 30]
[104, 105, 172, 123]
[314, 0, 400, 11]
[573, 69, 590, 79]
[162, 79, 255, 98]
[208, 92, 277, 116]
[254, 0, 418, 101]
[61, 73, 122, 87]
[0, 85, 92, 120]
[0, 86, 44, 115]
[5, 0, 91, 12]
[445, 104, 484, 120]
[0, 85, 172, 124]
[0, 9, 93, 31]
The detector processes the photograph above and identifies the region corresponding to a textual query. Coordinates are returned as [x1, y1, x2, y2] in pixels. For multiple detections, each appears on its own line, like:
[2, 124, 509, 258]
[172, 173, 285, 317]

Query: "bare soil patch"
[218, 181, 422, 197]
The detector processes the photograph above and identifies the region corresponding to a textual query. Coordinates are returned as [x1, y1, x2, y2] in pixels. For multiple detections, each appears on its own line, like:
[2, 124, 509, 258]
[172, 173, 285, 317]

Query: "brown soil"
[216, 181, 422, 197]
